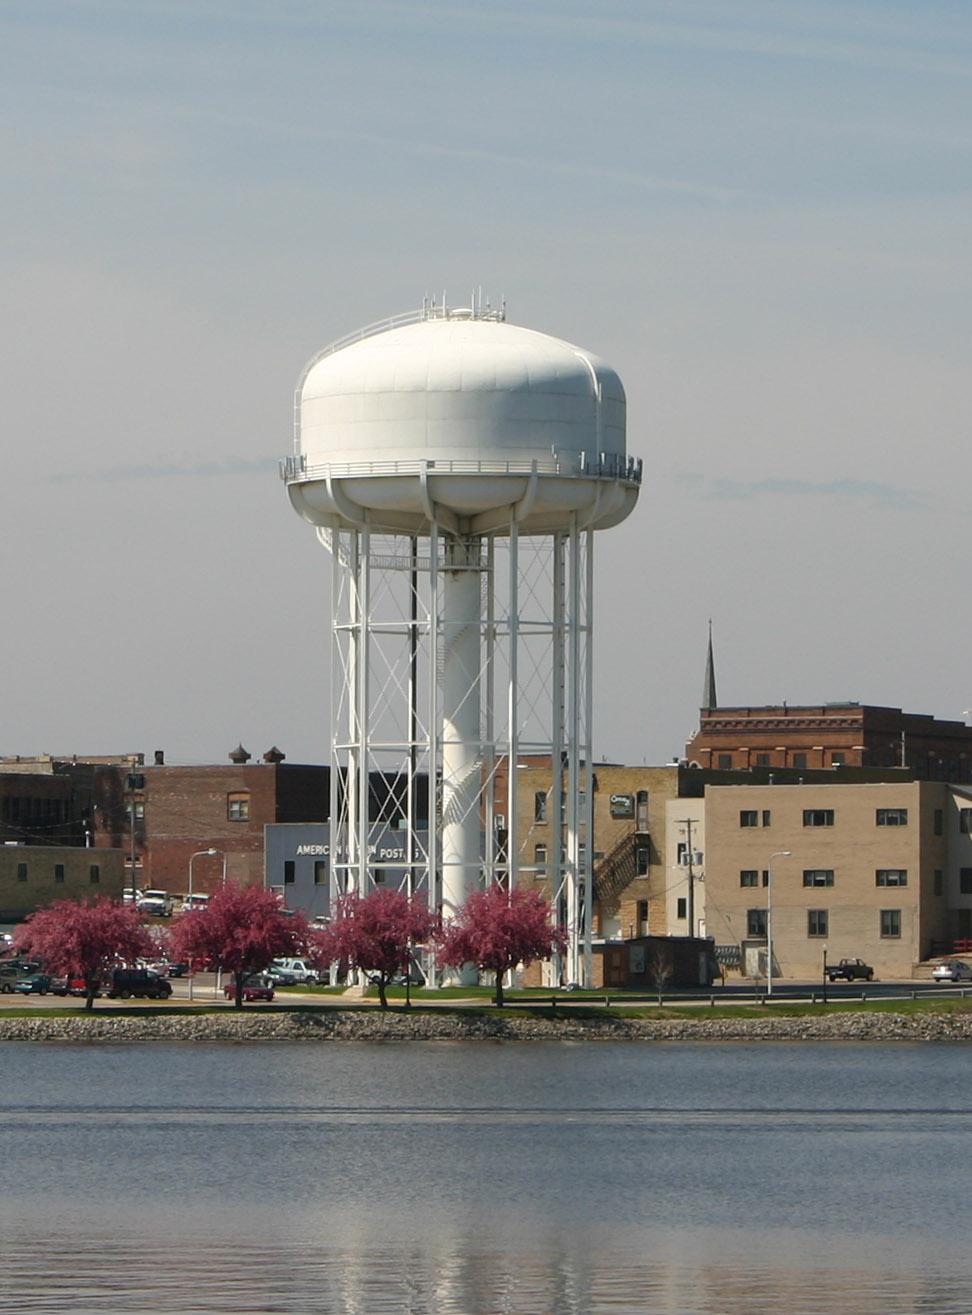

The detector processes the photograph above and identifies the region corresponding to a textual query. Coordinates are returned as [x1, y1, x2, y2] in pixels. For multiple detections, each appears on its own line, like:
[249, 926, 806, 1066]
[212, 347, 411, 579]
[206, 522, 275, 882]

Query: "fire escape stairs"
[592, 832, 643, 904]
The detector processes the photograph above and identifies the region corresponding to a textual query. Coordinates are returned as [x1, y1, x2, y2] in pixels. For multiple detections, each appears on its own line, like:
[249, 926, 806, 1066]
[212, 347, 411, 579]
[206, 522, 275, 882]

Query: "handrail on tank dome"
[280, 453, 643, 485]
[292, 298, 507, 452]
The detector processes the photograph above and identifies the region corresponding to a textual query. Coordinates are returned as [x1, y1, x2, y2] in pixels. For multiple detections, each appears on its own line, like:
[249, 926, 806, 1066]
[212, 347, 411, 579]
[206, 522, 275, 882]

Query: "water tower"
[282, 297, 641, 984]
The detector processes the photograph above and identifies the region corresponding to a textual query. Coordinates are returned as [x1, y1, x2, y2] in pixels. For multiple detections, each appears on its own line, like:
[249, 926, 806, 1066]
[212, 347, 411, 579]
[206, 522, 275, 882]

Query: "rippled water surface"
[1, 1040, 970, 1314]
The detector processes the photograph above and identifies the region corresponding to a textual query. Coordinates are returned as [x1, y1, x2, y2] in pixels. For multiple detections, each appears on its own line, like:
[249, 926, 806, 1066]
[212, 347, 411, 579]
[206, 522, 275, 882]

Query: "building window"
[89, 865, 100, 884]
[762, 810, 771, 827]
[636, 899, 649, 937]
[133, 800, 145, 821]
[718, 754, 732, 770]
[636, 790, 648, 829]
[676, 897, 687, 920]
[747, 908, 767, 937]
[876, 869, 907, 887]
[960, 808, 972, 834]
[740, 810, 758, 828]
[16, 862, 27, 883]
[534, 791, 548, 823]
[960, 869, 972, 895]
[807, 909, 828, 937]
[876, 808, 908, 826]
[740, 870, 759, 887]
[314, 861, 327, 886]
[803, 869, 834, 887]
[534, 843, 548, 867]
[635, 845, 649, 875]
[283, 861, 295, 885]
[54, 864, 64, 883]
[755, 753, 770, 766]
[227, 793, 250, 821]
[831, 752, 845, 765]
[934, 869, 944, 896]
[793, 752, 807, 769]
[803, 809, 834, 827]
[935, 809, 944, 836]
[880, 909, 901, 938]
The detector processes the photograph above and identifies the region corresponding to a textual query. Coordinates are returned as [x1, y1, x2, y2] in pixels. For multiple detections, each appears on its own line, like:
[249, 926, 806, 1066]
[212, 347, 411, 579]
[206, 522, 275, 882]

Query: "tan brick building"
[701, 779, 971, 980]
[0, 845, 125, 922]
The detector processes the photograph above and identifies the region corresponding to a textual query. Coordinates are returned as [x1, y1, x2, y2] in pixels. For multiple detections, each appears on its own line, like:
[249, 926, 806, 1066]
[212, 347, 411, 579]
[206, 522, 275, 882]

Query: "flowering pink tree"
[169, 882, 308, 1008]
[14, 897, 154, 1011]
[438, 884, 566, 1006]
[313, 887, 435, 1008]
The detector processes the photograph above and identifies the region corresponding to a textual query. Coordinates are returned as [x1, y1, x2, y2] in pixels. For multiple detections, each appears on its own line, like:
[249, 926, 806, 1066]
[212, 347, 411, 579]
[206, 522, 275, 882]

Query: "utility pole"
[677, 818, 696, 937]
[126, 767, 145, 901]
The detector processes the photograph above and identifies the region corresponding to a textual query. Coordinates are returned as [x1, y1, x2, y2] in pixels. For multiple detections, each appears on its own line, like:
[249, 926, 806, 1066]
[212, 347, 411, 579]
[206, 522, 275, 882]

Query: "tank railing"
[280, 452, 642, 485]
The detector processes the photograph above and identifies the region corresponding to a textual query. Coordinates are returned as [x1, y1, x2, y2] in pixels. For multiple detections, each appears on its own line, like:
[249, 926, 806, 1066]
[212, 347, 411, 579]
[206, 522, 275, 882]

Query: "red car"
[224, 975, 274, 1002]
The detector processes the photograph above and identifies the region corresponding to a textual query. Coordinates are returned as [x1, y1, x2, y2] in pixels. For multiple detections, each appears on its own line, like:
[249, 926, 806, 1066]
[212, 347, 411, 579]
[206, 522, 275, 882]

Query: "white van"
[179, 893, 210, 914]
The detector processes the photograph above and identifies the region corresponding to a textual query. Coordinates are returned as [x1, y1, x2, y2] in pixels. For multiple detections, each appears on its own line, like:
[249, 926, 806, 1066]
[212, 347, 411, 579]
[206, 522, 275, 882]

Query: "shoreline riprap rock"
[0, 1007, 970, 1043]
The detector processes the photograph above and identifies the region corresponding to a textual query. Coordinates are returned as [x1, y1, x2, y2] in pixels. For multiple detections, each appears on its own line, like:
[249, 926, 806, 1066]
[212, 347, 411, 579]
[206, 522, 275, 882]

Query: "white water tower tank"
[282, 300, 641, 987]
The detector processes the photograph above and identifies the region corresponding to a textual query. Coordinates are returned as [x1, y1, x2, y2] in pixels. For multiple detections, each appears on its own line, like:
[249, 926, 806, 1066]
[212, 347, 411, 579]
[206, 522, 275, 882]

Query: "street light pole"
[766, 850, 791, 997]
[187, 848, 218, 1002]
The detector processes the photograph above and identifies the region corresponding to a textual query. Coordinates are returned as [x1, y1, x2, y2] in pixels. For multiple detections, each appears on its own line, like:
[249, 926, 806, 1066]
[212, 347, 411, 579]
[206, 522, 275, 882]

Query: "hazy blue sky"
[1, 0, 970, 767]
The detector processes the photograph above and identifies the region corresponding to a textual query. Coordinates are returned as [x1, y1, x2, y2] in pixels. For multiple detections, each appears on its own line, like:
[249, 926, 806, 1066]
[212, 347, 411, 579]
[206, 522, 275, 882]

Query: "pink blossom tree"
[313, 887, 435, 1009]
[437, 884, 566, 1006]
[169, 881, 308, 1008]
[14, 896, 154, 1011]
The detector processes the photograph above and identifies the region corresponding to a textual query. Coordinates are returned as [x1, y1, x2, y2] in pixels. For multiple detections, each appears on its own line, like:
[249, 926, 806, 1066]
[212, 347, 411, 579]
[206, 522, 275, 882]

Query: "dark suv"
[103, 968, 173, 1000]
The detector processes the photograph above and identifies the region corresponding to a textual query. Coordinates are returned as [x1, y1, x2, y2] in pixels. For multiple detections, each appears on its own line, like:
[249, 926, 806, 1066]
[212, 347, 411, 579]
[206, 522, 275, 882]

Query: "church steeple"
[702, 620, 717, 709]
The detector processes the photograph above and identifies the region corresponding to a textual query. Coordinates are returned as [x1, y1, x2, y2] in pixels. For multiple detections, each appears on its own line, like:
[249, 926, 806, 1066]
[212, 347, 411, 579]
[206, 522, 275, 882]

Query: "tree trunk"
[377, 977, 388, 1009]
[494, 969, 504, 1008]
[235, 975, 244, 1008]
[85, 979, 97, 1011]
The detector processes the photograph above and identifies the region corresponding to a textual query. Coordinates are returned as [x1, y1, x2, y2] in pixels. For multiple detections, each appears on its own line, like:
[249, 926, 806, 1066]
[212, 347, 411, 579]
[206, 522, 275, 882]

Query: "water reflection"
[2, 1041, 971, 1314]
[6, 1225, 971, 1315]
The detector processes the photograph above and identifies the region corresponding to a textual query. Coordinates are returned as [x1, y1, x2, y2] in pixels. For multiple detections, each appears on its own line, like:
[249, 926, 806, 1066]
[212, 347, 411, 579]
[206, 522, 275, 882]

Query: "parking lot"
[0, 973, 324, 1007]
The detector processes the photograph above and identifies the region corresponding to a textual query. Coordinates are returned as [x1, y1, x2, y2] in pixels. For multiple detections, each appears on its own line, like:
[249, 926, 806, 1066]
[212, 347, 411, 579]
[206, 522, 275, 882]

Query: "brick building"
[0, 845, 125, 922]
[0, 756, 108, 848]
[92, 752, 331, 896]
[701, 779, 968, 979]
[686, 703, 972, 781]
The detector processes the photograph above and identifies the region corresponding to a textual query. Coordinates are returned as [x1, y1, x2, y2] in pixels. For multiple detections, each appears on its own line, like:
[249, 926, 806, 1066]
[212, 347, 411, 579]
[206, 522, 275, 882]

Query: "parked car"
[268, 957, 323, 985]
[932, 959, 972, 983]
[827, 957, 874, 982]
[178, 893, 210, 914]
[48, 975, 96, 997]
[14, 973, 53, 995]
[137, 890, 174, 917]
[0, 961, 42, 993]
[145, 960, 188, 978]
[225, 975, 275, 1003]
[262, 964, 299, 987]
[103, 968, 172, 1000]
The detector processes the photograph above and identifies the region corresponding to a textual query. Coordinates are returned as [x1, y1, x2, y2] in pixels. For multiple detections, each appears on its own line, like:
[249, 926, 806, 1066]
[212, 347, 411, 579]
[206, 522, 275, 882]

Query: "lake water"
[1, 1039, 970, 1314]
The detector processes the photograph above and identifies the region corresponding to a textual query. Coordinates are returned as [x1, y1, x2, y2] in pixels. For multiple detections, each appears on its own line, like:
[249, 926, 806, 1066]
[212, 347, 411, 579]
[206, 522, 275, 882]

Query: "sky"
[1, 0, 970, 768]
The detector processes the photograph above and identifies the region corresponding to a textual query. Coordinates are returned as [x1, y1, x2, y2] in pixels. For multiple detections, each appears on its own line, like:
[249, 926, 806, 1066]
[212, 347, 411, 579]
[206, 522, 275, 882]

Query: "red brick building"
[685, 704, 972, 783]
[92, 752, 330, 895]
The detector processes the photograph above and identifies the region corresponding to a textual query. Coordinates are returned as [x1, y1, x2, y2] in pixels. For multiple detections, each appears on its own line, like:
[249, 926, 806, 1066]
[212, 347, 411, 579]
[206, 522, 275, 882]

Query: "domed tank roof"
[298, 312, 625, 468]
[283, 305, 641, 537]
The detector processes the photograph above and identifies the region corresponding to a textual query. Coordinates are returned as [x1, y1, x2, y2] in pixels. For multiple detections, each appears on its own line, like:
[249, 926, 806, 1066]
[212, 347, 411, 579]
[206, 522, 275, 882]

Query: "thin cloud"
[676, 473, 926, 511]
[41, 457, 277, 485]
